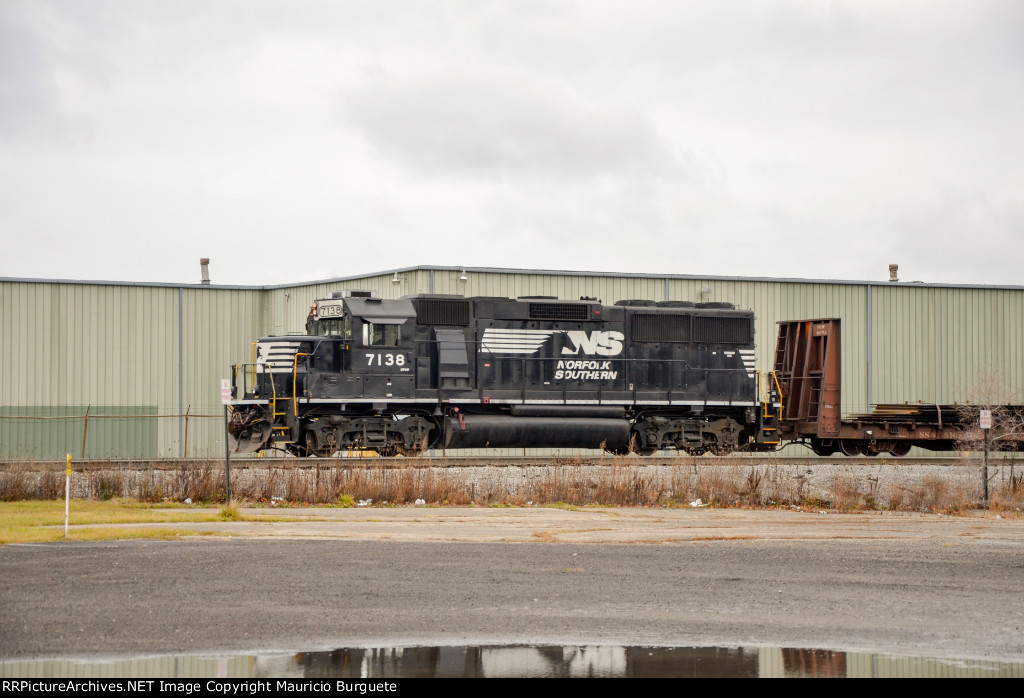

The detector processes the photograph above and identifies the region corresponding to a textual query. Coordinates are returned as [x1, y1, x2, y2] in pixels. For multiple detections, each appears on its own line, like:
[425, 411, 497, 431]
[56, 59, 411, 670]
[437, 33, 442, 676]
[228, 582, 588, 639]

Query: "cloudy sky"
[2, 1, 1022, 286]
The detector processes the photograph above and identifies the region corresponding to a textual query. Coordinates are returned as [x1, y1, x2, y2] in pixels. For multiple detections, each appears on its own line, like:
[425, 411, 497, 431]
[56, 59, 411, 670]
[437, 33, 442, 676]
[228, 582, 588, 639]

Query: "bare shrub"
[761, 466, 800, 506]
[830, 473, 862, 511]
[688, 467, 742, 506]
[135, 472, 166, 503]
[285, 468, 311, 502]
[912, 475, 948, 510]
[37, 469, 65, 499]
[278, 463, 350, 504]
[0, 465, 32, 500]
[229, 466, 259, 502]
[589, 466, 664, 506]
[886, 484, 909, 511]
[954, 370, 1024, 460]
[0, 466, 66, 500]
[174, 462, 224, 503]
[252, 466, 281, 502]
[91, 470, 127, 500]
[989, 470, 1024, 510]
[741, 466, 765, 504]
[900, 474, 977, 512]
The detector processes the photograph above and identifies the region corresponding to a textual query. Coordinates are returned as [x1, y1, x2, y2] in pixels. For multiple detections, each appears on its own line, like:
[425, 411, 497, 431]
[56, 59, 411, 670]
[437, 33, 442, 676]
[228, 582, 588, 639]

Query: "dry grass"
[0, 499, 224, 544]
[3, 459, 1023, 515]
[829, 473, 863, 511]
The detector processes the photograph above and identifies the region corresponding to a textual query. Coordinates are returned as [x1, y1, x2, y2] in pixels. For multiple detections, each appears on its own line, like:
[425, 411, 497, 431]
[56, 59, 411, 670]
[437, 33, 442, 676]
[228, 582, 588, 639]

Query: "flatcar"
[228, 291, 778, 456]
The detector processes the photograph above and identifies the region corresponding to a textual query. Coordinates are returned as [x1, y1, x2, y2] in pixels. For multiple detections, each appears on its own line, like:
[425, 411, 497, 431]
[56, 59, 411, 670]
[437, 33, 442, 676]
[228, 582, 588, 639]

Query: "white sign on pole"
[979, 409, 992, 430]
[221, 378, 233, 405]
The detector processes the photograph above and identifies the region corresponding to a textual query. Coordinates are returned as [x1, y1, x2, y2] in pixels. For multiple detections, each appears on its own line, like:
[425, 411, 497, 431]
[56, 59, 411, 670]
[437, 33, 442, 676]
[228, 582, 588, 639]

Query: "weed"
[0, 459, 1010, 514]
[219, 504, 241, 521]
[544, 501, 583, 511]
[0, 499, 222, 544]
[93, 471, 126, 501]
[174, 463, 222, 503]
[830, 473, 862, 511]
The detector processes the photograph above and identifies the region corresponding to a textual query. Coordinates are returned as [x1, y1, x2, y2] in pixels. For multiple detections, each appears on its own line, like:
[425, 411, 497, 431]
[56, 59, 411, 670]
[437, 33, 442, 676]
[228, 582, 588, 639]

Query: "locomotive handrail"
[269, 361, 277, 404]
[250, 342, 258, 392]
[234, 361, 278, 402]
[293, 353, 309, 416]
[771, 370, 784, 413]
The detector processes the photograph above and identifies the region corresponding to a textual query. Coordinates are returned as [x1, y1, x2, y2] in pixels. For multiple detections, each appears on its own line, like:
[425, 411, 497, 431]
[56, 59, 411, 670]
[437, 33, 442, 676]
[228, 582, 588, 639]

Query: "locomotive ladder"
[759, 371, 783, 445]
[267, 367, 295, 449]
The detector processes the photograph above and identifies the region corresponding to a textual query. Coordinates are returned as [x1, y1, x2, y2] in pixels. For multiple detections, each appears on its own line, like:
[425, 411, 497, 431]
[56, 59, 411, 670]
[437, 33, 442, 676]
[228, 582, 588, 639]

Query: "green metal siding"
[3, 270, 1022, 458]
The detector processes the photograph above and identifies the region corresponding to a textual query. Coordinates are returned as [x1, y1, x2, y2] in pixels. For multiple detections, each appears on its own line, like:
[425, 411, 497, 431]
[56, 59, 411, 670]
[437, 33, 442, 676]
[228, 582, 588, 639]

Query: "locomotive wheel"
[285, 442, 308, 458]
[628, 431, 657, 456]
[304, 431, 335, 458]
[392, 441, 428, 457]
[396, 429, 432, 457]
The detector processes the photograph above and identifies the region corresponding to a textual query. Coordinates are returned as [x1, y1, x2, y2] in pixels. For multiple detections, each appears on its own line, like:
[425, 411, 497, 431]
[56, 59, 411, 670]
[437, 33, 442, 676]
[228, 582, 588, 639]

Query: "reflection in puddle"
[3, 646, 1021, 678]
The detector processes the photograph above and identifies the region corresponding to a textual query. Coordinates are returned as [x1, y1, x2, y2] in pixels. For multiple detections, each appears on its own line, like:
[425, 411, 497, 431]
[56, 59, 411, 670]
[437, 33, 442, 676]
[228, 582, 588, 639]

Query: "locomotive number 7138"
[365, 353, 407, 367]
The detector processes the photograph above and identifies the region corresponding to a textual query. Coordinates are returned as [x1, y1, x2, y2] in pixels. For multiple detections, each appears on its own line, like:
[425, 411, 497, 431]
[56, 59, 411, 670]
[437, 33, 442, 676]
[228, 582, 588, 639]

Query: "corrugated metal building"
[2, 267, 1021, 458]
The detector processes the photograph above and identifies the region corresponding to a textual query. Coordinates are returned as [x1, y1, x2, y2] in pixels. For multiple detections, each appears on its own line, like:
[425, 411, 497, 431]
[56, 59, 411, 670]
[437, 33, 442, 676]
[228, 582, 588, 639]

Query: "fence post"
[183, 406, 190, 458]
[80, 406, 90, 458]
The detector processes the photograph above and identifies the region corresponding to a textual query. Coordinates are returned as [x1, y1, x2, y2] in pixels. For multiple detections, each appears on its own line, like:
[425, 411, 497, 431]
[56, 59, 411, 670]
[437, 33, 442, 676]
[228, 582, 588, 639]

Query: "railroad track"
[1, 455, 1019, 470]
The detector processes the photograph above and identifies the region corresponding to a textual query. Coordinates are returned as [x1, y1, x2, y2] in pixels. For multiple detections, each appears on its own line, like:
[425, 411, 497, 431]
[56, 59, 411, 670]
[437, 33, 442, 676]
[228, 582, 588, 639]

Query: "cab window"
[364, 322, 401, 347]
[307, 315, 351, 338]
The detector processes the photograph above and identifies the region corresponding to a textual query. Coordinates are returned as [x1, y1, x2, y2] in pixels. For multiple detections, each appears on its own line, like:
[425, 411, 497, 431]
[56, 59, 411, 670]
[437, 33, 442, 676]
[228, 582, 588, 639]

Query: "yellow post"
[64, 454, 72, 538]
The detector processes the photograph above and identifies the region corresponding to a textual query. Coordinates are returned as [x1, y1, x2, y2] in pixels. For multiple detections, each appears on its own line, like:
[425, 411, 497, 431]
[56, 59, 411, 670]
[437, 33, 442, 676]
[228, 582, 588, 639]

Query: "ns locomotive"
[228, 291, 780, 456]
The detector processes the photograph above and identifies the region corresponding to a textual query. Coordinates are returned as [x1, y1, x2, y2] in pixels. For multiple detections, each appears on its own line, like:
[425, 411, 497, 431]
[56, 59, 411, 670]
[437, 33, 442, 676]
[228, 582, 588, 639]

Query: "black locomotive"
[228, 291, 777, 456]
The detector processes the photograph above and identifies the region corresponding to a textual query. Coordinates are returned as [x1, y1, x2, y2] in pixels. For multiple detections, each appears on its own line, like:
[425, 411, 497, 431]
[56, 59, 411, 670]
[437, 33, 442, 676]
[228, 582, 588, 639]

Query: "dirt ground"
[92, 502, 1024, 544]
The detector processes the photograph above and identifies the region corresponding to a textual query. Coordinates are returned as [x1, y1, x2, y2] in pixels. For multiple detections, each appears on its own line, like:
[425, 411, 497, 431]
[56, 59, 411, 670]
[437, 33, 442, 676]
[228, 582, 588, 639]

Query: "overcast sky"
[2, 1, 1022, 287]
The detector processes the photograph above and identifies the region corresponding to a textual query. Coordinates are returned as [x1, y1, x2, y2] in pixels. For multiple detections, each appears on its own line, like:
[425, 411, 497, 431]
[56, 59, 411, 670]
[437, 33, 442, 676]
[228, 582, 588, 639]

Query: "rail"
[3, 455, 1019, 470]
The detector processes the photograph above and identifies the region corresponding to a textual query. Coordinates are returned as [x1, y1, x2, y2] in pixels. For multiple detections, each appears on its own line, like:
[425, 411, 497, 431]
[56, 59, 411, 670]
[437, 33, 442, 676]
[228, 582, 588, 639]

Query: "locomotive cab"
[304, 295, 416, 400]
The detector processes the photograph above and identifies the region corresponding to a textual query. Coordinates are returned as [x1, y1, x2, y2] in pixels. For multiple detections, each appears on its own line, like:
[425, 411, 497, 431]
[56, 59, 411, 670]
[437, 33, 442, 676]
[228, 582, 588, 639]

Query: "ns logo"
[561, 331, 625, 356]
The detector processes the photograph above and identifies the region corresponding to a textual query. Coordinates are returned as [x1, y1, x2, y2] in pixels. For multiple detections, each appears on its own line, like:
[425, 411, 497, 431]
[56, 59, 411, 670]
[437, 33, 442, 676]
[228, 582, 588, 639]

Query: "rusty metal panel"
[773, 319, 841, 437]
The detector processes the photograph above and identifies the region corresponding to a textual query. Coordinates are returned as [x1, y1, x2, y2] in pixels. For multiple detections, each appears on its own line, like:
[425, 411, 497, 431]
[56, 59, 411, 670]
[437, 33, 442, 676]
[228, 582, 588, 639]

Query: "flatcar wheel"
[889, 442, 912, 457]
[838, 439, 863, 457]
[810, 440, 836, 457]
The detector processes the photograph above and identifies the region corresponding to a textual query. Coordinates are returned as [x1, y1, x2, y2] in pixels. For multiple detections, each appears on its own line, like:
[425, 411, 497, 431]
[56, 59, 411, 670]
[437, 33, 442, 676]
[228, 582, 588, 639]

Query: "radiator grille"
[529, 303, 590, 321]
[632, 314, 690, 342]
[693, 316, 752, 344]
[415, 299, 470, 326]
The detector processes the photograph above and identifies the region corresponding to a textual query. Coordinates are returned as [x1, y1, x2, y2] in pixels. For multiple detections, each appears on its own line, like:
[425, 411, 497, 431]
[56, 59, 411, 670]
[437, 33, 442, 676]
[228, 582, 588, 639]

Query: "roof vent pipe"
[888, 264, 899, 283]
[200, 258, 211, 285]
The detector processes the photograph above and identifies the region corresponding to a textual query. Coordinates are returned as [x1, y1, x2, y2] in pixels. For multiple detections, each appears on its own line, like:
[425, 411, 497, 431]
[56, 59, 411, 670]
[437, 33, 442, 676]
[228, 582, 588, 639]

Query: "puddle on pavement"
[3, 645, 1021, 678]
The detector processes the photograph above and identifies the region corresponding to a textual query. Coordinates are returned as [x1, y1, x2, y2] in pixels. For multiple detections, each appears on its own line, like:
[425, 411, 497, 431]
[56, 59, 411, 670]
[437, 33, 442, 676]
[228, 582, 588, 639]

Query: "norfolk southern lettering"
[554, 359, 617, 381]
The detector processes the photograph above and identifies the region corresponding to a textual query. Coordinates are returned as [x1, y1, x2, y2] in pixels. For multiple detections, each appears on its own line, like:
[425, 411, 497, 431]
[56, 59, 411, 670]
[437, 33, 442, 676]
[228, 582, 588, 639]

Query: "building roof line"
[3, 265, 1023, 292]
